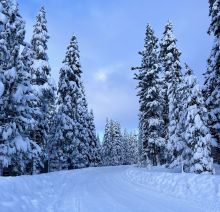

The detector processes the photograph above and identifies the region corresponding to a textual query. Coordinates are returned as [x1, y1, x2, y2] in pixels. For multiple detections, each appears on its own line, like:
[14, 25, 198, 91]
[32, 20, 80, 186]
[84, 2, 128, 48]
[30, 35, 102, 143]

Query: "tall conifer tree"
[52, 35, 96, 170]
[133, 24, 164, 166]
[159, 21, 183, 167]
[102, 119, 124, 166]
[31, 6, 56, 173]
[203, 0, 220, 163]
[183, 65, 213, 173]
[0, 0, 40, 175]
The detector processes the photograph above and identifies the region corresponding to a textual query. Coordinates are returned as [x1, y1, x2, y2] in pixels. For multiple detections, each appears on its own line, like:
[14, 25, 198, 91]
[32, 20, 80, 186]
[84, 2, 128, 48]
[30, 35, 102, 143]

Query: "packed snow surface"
[0, 165, 220, 212]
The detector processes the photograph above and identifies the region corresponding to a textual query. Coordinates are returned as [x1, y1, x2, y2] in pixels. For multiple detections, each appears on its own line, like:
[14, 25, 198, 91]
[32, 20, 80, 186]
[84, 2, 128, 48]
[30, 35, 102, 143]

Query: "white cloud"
[94, 70, 107, 82]
[93, 63, 125, 82]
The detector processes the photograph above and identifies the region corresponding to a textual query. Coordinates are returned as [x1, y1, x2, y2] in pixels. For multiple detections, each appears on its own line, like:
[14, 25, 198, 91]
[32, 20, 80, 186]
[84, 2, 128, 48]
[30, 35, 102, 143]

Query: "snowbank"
[124, 165, 220, 211]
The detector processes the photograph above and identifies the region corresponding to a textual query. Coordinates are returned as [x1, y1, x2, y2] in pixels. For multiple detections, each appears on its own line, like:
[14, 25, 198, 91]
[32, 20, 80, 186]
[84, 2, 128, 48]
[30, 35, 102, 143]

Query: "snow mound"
[124, 165, 220, 212]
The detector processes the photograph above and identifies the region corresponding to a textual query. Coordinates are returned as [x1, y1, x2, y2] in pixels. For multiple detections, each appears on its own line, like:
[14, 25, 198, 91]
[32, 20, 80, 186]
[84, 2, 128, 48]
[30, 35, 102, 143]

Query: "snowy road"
[0, 166, 219, 212]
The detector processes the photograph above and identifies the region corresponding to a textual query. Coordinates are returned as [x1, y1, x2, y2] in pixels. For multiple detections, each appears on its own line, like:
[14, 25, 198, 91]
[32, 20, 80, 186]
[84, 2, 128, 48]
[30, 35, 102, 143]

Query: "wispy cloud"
[94, 70, 107, 82]
[93, 63, 125, 82]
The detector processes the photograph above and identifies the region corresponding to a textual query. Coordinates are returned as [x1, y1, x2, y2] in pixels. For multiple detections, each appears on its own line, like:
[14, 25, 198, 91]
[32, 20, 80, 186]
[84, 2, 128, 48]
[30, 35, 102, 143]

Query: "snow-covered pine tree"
[123, 130, 138, 165]
[159, 21, 183, 167]
[20, 43, 42, 175]
[110, 121, 124, 166]
[203, 0, 220, 163]
[53, 34, 93, 170]
[48, 109, 67, 171]
[74, 82, 90, 169]
[53, 35, 81, 170]
[102, 118, 112, 166]
[0, 0, 9, 175]
[122, 129, 130, 165]
[31, 6, 49, 63]
[96, 134, 102, 166]
[133, 24, 164, 166]
[129, 132, 139, 165]
[137, 114, 144, 166]
[87, 110, 101, 167]
[183, 65, 213, 174]
[96, 134, 101, 148]
[102, 119, 124, 166]
[31, 6, 56, 173]
[0, 0, 40, 176]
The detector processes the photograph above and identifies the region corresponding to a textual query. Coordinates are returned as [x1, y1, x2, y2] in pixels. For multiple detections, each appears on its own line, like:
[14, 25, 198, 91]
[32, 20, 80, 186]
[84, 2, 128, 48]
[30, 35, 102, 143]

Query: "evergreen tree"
[87, 110, 101, 167]
[183, 65, 213, 174]
[102, 119, 124, 166]
[53, 34, 93, 170]
[123, 130, 138, 165]
[159, 21, 183, 167]
[111, 121, 124, 165]
[133, 24, 164, 166]
[0, 0, 9, 175]
[48, 109, 67, 171]
[20, 43, 42, 175]
[129, 132, 139, 165]
[203, 0, 220, 163]
[102, 119, 112, 166]
[0, 0, 40, 175]
[76, 83, 95, 168]
[137, 114, 144, 166]
[122, 129, 130, 165]
[31, 6, 49, 63]
[31, 6, 56, 173]
[96, 134, 101, 147]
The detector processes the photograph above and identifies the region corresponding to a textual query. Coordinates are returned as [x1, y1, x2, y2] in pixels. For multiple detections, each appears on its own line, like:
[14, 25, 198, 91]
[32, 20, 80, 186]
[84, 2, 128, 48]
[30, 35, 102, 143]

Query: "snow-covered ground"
[0, 165, 220, 212]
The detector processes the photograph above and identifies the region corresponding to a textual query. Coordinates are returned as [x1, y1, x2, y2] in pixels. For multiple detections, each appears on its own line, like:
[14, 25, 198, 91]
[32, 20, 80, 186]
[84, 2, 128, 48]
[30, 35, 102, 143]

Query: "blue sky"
[18, 0, 212, 135]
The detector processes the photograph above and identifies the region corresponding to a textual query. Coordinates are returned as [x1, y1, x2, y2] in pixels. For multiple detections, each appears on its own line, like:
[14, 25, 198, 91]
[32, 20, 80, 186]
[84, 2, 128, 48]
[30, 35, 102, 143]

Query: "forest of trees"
[0, 0, 137, 176]
[133, 0, 220, 174]
[0, 0, 219, 176]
